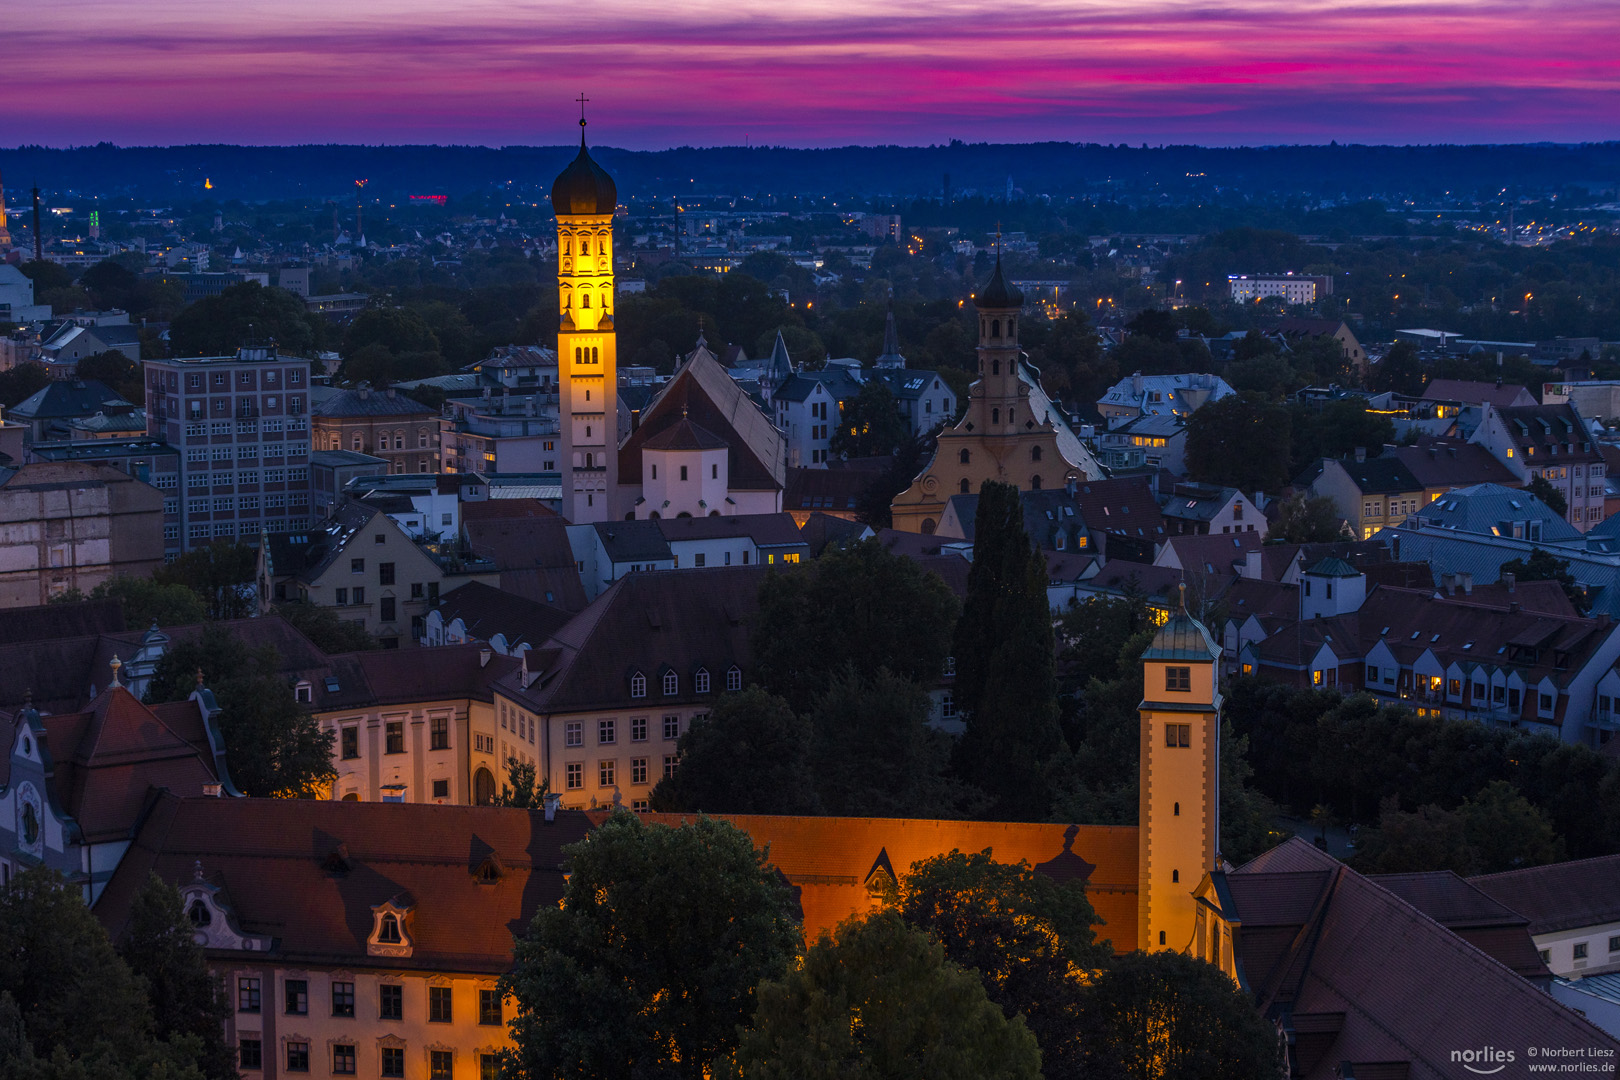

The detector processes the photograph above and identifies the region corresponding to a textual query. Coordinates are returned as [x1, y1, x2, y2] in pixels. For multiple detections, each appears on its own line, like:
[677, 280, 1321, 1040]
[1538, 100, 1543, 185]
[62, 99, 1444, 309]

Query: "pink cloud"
[3, 1, 1617, 146]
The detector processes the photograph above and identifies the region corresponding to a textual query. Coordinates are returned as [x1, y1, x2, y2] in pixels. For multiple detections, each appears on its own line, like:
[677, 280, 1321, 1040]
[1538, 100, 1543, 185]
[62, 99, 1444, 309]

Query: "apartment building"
[313, 385, 441, 476]
[143, 346, 314, 550]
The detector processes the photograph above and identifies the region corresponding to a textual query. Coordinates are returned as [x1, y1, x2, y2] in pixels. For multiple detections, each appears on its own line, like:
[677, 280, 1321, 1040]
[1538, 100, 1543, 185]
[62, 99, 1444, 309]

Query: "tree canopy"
[895, 849, 1111, 1078]
[501, 813, 801, 1080]
[168, 281, 321, 357]
[145, 627, 336, 798]
[1185, 395, 1293, 492]
[651, 686, 821, 814]
[734, 912, 1042, 1080]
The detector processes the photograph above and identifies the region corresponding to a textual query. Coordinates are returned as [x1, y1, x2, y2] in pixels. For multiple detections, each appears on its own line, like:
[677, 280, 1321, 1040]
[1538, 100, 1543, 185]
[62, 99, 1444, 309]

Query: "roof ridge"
[1469, 850, 1620, 882]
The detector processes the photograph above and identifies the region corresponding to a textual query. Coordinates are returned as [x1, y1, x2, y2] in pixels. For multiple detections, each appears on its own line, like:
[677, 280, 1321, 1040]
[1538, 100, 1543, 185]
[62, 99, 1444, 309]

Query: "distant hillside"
[4, 141, 1619, 204]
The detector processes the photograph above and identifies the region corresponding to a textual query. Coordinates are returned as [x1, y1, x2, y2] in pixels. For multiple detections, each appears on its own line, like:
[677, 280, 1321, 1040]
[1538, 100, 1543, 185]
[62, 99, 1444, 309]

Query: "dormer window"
[663, 671, 678, 696]
[630, 672, 646, 698]
[188, 900, 212, 927]
[368, 899, 415, 957]
[695, 668, 711, 694]
[726, 666, 743, 692]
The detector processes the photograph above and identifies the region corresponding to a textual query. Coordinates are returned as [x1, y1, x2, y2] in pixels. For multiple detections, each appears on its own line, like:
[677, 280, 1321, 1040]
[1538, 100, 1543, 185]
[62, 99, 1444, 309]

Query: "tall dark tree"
[0, 363, 50, 409]
[752, 537, 959, 705]
[494, 756, 548, 809]
[146, 627, 336, 798]
[118, 874, 236, 1079]
[896, 850, 1111, 1079]
[1270, 492, 1345, 543]
[735, 912, 1042, 1080]
[953, 481, 1064, 819]
[273, 601, 379, 653]
[1368, 340, 1425, 395]
[651, 687, 820, 814]
[1500, 547, 1585, 613]
[501, 813, 800, 1080]
[74, 350, 144, 404]
[1078, 950, 1281, 1080]
[1525, 473, 1568, 517]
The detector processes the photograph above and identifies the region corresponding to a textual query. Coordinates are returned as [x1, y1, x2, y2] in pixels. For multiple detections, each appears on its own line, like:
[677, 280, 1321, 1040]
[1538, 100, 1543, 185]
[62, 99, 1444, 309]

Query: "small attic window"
[1463, 641, 1474, 650]
[1431, 634, 1441, 643]
[1380, 626, 1390, 636]
[324, 677, 340, 693]
[188, 899, 212, 927]
[1410, 631, 1421, 640]
[378, 914, 402, 944]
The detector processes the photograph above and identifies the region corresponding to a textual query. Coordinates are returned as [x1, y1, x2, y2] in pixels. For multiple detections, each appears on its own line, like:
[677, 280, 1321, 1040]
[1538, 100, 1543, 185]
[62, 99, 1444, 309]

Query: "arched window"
[630, 672, 647, 698]
[695, 668, 711, 694]
[378, 914, 402, 944]
[960, 478, 971, 494]
[575, 347, 582, 362]
[585, 452, 593, 468]
[662, 670, 679, 696]
[1008, 409, 1014, 424]
[959, 448, 971, 464]
[581, 294, 590, 308]
[1031, 475, 1042, 490]
[1174, 801, 1181, 816]
[991, 319, 1001, 338]
[727, 666, 742, 692]
[586, 426, 592, 438]
[992, 408, 1000, 424]
[187, 900, 211, 927]
[342, 792, 360, 802]
[474, 767, 496, 806]
[1007, 317, 1015, 337]
[992, 359, 999, 375]
[1031, 445, 1042, 462]
[580, 240, 590, 255]
[592, 347, 599, 363]
[1171, 870, 1180, 884]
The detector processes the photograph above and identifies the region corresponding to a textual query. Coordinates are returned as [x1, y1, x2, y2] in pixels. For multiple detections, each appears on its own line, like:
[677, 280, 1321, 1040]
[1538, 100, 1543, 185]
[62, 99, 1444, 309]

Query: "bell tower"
[552, 97, 619, 523]
[968, 251, 1024, 437]
[1137, 585, 1222, 953]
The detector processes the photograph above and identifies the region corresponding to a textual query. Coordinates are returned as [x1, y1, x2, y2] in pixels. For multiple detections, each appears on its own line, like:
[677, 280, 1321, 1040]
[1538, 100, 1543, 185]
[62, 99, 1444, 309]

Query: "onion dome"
[551, 127, 617, 216]
[976, 253, 1023, 310]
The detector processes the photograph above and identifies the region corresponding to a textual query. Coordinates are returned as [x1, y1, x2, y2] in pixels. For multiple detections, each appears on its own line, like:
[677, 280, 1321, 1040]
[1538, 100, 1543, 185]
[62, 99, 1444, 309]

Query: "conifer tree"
[952, 481, 1064, 819]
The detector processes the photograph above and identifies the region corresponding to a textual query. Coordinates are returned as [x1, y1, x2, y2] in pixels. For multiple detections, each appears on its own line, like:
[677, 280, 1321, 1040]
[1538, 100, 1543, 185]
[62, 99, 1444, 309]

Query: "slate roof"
[621, 347, 785, 492]
[1068, 476, 1167, 542]
[592, 520, 673, 564]
[655, 512, 806, 548]
[772, 367, 863, 405]
[1228, 839, 1617, 1079]
[1160, 483, 1243, 523]
[96, 793, 593, 975]
[432, 582, 573, 652]
[1333, 456, 1424, 496]
[1470, 853, 1620, 936]
[1369, 870, 1550, 983]
[9, 378, 131, 421]
[1416, 482, 1580, 542]
[1391, 440, 1518, 490]
[1160, 532, 1263, 574]
[1492, 404, 1601, 462]
[312, 387, 435, 418]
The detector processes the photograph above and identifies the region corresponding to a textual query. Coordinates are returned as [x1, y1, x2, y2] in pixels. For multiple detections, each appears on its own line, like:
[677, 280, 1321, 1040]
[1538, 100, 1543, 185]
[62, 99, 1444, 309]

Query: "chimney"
[543, 792, 561, 823]
[1447, 446, 1457, 458]
[1503, 572, 1516, 593]
[1354, 446, 1366, 463]
[1441, 573, 1456, 595]
[386, 386, 396, 399]
[1427, 446, 1437, 458]
[479, 647, 492, 668]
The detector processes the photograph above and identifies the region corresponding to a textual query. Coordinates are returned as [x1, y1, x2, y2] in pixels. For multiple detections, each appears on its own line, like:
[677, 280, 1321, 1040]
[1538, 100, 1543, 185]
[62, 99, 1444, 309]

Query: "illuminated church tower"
[0, 168, 11, 251]
[551, 108, 619, 522]
[1136, 586, 1222, 953]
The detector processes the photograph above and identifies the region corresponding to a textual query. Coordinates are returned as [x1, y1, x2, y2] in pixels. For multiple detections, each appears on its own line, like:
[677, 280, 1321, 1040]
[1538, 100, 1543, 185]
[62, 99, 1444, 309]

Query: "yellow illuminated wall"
[557, 210, 618, 522]
[1137, 658, 1220, 953]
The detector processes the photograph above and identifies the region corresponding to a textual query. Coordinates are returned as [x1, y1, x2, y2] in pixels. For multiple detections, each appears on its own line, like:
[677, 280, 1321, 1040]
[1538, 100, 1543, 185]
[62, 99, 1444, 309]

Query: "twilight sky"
[8, 0, 1619, 148]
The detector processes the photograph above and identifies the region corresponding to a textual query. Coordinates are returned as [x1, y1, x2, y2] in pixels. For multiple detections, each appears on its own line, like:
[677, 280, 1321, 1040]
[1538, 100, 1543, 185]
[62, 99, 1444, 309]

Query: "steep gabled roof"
[1470, 853, 1620, 935]
[1229, 839, 1615, 1076]
[432, 582, 572, 652]
[621, 348, 785, 492]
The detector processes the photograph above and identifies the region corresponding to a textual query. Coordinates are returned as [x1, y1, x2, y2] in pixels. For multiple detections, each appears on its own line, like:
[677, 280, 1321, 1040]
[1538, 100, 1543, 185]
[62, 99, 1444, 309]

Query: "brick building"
[313, 385, 440, 477]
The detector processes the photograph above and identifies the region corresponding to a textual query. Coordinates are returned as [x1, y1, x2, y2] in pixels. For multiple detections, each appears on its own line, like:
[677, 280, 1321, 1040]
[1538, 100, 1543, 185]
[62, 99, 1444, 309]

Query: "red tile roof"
[1230, 839, 1617, 1077]
[1470, 853, 1620, 936]
[96, 794, 592, 974]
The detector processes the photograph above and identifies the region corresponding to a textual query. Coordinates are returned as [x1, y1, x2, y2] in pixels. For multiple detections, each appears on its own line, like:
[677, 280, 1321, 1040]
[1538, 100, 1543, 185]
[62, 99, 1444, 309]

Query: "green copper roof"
[1304, 557, 1361, 578]
[1141, 609, 1221, 662]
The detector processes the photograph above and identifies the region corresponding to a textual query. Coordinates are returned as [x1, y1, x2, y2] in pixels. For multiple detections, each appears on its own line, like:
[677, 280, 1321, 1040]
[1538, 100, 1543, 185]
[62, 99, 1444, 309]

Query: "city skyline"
[8, 0, 1619, 149]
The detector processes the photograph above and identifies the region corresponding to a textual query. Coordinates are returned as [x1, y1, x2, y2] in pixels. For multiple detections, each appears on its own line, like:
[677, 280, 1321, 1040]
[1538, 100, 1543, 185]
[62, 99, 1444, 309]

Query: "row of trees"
[1226, 680, 1620, 875]
[502, 812, 1277, 1079]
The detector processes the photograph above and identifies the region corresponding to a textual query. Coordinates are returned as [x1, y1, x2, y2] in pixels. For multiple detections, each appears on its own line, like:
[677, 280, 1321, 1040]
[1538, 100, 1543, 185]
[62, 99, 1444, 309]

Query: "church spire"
[874, 299, 905, 370]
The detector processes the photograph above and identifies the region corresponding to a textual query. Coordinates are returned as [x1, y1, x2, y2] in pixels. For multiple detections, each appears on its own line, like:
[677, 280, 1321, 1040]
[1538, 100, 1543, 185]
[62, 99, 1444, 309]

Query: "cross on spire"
[577, 93, 590, 127]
